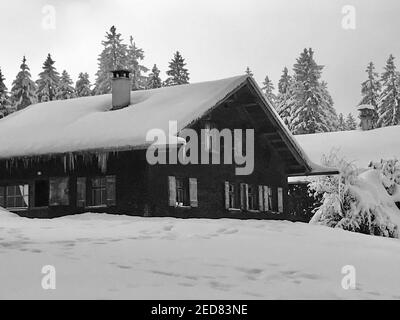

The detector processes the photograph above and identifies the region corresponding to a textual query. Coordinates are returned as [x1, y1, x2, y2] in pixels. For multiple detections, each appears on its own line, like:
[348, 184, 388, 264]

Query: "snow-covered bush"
[309, 152, 400, 238]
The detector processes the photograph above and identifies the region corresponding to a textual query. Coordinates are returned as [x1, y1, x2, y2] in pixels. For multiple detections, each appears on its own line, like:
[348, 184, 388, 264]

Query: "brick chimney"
[111, 70, 131, 110]
[357, 104, 375, 131]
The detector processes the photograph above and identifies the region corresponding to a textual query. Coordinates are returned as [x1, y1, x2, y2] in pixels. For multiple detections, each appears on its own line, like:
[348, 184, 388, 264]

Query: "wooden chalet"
[0, 72, 332, 219]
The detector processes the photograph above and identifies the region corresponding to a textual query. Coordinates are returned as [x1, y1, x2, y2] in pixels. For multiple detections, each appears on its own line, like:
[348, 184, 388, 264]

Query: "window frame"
[0, 184, 29, 210]
[87, 175, 116, 208]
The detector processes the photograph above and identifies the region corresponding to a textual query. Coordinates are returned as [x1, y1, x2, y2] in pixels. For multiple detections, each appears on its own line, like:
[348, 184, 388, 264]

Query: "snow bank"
[0, 206, 20, 220]
[0, 213, 400, 299]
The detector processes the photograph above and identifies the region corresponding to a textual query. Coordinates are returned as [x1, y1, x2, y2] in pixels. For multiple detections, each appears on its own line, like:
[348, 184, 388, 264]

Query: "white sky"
[1, 0, 399, 116]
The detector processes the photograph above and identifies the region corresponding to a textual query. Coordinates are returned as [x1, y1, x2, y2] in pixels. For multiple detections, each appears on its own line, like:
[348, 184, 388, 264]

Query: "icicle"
[96, 152, 108, 173]
[63, 155, 67, 172]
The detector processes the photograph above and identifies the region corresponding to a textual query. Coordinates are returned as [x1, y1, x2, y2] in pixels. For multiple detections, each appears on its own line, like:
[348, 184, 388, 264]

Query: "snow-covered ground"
[1, 208, 400, 300]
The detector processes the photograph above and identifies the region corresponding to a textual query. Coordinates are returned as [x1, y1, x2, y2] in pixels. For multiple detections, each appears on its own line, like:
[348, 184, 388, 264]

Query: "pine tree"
[127, 36, 148, 90]
[75, 72, 92, 97]
[146, 64, 162, 89]
[276, 67, 294, 127]
[56, 70, 75, 100]
[0, 68, 11, 118]
[164, 51, 190, 86]
[346, 113, 357, 130]
[290, 48, 338, 134]
[245, 67, 254, 77]
[337, 113, 347, 131]
[36, 53, 60, 102]
[262, 75, 276, 104]
[10, 56, 37, 111]
[377, 54, 400, 127]
[94, 26, 128, 95]
[359, 62, 381, 127]
[320, 81, 338, 131]
[278, 67, 291, 95]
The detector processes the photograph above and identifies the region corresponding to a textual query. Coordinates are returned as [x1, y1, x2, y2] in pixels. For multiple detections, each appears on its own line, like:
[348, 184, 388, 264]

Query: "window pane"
[175, 178, 189, 206]
[268, 187, 273, 211]
[91, 177, 106, 206]
[5, 184, 29, 208]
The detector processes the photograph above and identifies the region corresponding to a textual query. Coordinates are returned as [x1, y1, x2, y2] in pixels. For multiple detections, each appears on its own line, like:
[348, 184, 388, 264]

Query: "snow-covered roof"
[295, 126, 400, 169]
[0, 76, 248, 159]
[0, 74, 333, 176]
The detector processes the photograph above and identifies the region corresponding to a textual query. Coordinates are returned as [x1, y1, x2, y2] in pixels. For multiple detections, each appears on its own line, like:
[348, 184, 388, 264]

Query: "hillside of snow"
[1, 209, 400, 299]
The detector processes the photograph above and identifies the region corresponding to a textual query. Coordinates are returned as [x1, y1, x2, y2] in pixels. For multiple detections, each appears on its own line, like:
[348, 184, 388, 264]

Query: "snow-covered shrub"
[309, 152, 400, 238]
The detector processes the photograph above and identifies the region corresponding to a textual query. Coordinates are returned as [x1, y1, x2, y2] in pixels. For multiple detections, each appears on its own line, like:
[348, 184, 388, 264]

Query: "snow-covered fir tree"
[56, 70, 76, 100]
[146, 64, 162, 89]
[262, 75, 276, 105]
[346, 113, 357, 130]
[94, 26, 128, 95]
[75, 72, 92, 97]
[164, 51, 190, 86]
[10, 56, 37, 111]
[245, 67, 254, 77]
[278, 67, 291, 95]
[309, 153, 399, 238]
[359, 62, 381, 127]
[377, 54, 400, 127]
[290, 48, 338, 134]
[36, 54, 60, 102]
[0, 68, 11, 118]
[127, 36, 148, 90]
[337, 113, 347, 131]
[275, 67, 294, 127]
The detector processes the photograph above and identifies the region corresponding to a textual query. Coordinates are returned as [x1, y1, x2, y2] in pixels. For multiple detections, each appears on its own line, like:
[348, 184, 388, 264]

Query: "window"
[176, 177, 189, 206]
[106, 176, 116, 206]
[91, 177, 106, 206]
[49, 178, 69, 206]
[90, 176, 116, 207]
[224, 182, 239, 210]
[268, 187, 274, 211]
[1, 185, 29, 209]
[168, 176, 198, 208]
[229, 183, 236, 208]
[77, 177, 86, 207]
[247, 184, 258, 210]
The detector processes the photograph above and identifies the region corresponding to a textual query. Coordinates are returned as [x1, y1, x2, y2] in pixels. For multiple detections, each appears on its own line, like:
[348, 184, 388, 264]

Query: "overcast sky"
[1, 0, 399, 116]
